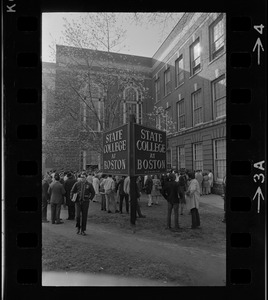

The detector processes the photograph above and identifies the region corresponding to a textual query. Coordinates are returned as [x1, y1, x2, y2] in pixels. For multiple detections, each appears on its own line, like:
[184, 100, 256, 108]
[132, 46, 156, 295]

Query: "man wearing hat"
[70, 172, 95, 235]
[162, 173, 181, 230]
[64, 172, 77, 220]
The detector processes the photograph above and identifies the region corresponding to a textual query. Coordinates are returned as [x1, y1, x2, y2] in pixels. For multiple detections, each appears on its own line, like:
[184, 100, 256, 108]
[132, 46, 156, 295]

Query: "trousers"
[167, 202, 179, 228]
[191, 208, 200, 228]
[51, 203, 61, 223]
[105, 192, 117, 212]
[119, 194, 129, 213]
[68, 205, 75, 219]
[100, 193, 106, 210]
[75, 201, 90, 231]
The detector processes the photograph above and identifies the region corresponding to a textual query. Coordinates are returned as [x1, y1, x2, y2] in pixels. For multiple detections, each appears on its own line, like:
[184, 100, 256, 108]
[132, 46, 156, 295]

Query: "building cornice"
[167, 117, 226, 139]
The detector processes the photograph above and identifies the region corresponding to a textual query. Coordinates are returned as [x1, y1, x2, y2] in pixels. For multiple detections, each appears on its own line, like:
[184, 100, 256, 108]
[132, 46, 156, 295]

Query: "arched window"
[123, 86, 142, 124]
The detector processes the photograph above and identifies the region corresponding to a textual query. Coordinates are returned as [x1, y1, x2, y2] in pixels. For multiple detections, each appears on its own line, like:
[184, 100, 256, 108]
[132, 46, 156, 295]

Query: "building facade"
[42, 12, 226, 192]
[43, 46, 153, 173]
[152, 12, 226, 193]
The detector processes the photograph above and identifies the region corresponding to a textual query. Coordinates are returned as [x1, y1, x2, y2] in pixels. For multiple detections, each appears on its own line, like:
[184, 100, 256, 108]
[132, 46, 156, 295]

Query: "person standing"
[202, 172, 210, 195]
[144, 175, 153, 207]
[178, 172, 187, 215]
[86, 173, 93, 184]
[195, 170, 203, 196]
[136, 177, 146, 218]
[186, 172, 201, 229]
[42, 174, 52, 223]
[99, 174, 107, 211]
[70, 172, 95, 235]
[208, 170, 214, 194]
[92, 174, 100, 202]
[114, 175, 121, 205]
[151, 175, 161, 205]
[63, 172, 77, 220]
[48, 173, 66, 224]
[162, 173, 180, 230]
[116, 176, 129, 214]
[104, 174, 119, 213]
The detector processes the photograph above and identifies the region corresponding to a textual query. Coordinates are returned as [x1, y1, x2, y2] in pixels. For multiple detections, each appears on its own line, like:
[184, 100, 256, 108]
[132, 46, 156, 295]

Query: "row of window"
[80, 73, 225, 133]
[169, 138, 226, 181]
[155, 14, 225, 101]
[157, 74, 226, 131]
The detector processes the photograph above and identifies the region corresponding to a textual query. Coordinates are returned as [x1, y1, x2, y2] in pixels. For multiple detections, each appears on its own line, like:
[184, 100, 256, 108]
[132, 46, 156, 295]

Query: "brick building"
[152, 12, 226, 193]
[42, 12, 226, 192]
[43, 45, 153, 173]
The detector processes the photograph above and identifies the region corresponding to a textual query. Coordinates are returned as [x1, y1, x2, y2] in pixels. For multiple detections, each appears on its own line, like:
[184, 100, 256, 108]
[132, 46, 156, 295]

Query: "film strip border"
[3, 1, 266, 299]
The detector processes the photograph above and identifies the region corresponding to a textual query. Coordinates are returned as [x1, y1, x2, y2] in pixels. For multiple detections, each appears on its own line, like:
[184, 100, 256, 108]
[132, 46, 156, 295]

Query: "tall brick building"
[43, 12, 226, 192]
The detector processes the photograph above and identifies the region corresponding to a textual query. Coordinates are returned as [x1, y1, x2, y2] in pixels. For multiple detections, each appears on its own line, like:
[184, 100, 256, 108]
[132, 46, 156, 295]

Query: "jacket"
[162, 180, 180, 204]
[48, 181, 66, 204]
[116, 178, 126, 195]
[70, 180, 95, 202]
[144, 177, 153, 194]
[186, 179, 200, 210]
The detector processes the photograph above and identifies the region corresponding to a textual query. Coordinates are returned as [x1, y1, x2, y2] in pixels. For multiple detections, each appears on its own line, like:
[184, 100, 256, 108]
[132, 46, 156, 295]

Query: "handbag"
[71, 193, 78, 202]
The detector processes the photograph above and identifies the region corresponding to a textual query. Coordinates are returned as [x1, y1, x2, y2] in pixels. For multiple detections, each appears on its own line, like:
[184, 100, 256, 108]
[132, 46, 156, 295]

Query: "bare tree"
[146, 105, 177, 135]
[43, 13, 151, 169]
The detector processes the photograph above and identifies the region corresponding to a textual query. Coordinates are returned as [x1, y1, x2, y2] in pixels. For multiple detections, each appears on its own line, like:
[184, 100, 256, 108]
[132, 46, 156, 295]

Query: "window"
[177, 146, 185, 169]
[190, 38, 201, 75]
[192, 90, 203, 126]
[164, 68, 171, 96]
[193, 143, 203, 171]
[212, 75, 226, 119]
[177, 100, 186, 130]
[214, 139, 226, 181]
[155, 78, 160, 102]
[123, 86, 142, 124]
[175, 55, 184, 86]
[210, 14, 225, 60]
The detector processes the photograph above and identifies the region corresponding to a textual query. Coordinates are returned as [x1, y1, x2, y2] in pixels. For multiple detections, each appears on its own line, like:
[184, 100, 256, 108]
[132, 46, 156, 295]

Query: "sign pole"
[129, 114, 137, 228]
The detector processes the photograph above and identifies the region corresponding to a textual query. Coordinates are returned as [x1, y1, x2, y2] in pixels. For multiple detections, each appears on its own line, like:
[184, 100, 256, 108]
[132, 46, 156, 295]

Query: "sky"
[42, 13, 184, 62]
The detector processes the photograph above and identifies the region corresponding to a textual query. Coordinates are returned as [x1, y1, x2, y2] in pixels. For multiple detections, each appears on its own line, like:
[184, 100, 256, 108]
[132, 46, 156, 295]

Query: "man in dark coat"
[42, 174, 52, 223]
[116, 176, 129, 214]
[64, 172, 77, 220]
[162, 173, 181, 230]
[144, 175, 153, 206]
[48, 173, 66, 224]
[70, 172, 95, 235]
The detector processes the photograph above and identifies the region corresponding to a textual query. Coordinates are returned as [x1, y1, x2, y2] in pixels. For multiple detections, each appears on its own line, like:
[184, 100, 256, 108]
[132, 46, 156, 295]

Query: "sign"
[102, 124, 129, 175]
[102, 122, 167, 176]
[134, 124, 166, 175]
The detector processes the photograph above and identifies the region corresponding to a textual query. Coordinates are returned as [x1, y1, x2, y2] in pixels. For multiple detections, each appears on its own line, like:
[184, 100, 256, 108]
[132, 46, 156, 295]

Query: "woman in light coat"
[186, 172, 201, 229]
[92, 175, 100, 202]
[208, 170, 214, 194]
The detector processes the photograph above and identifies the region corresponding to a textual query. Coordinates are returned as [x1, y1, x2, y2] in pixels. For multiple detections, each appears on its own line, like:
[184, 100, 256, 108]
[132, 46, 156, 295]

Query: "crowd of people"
[42, 168, 224, 235]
